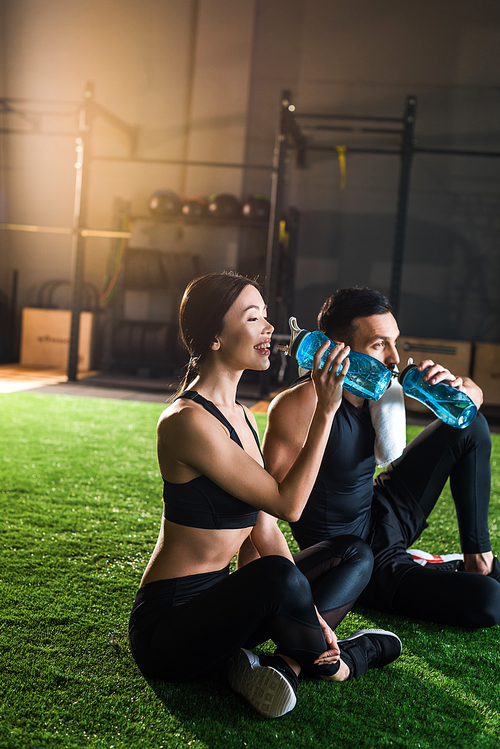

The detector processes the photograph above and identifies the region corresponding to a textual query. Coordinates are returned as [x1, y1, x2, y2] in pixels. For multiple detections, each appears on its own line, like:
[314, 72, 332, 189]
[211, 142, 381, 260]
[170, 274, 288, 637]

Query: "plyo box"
[20, 308, 94, 372]
[397, 336, 472, 414]
[472, 343, 500, 406]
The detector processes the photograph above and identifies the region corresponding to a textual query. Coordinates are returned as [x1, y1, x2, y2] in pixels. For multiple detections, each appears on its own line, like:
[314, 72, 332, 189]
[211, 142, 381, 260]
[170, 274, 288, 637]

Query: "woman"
[128, 273, 401, 718]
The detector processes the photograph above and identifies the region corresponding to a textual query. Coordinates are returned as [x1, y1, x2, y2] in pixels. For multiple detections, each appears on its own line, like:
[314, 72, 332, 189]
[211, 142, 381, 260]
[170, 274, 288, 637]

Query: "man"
[262, 287, 500, 628]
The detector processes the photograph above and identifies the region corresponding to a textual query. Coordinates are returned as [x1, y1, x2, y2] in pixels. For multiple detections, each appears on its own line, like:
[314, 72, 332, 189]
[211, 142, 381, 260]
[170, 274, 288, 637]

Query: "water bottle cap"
[398, 363, 417, 385]
[281, 316, 308, 359]
[290, 329, 308, 358]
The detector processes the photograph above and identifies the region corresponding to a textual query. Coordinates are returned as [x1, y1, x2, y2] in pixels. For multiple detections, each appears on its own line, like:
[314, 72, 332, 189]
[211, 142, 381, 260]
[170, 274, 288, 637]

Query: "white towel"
[369, 377, 406, 468]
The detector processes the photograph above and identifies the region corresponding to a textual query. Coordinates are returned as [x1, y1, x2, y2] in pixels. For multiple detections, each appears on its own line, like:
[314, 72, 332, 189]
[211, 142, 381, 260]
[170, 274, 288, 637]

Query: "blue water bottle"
[278, 317, 392, 401]
[398, 363, 476, 429]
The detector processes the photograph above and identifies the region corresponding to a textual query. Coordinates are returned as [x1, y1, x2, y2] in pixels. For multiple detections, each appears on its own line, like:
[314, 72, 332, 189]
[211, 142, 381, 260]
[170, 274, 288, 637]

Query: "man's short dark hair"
[318, 287, 393, 344]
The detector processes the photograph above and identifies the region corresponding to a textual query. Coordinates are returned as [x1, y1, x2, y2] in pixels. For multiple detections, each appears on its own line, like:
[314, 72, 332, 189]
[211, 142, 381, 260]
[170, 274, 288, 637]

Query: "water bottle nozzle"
[278, 317, 304, 356]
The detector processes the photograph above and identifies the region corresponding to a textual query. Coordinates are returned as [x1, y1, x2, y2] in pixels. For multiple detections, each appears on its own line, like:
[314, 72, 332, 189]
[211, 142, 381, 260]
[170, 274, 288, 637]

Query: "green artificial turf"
[1, 393, 499, 749]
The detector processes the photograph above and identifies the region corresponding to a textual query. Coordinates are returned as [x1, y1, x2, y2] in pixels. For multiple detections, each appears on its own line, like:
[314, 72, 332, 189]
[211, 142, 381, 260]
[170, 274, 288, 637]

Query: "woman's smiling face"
[213, 284, 274, 371]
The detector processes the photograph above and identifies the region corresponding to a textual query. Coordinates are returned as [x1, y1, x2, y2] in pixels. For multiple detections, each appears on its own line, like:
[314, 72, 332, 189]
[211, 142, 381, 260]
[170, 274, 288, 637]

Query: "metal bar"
[92, 154, 274, 170]
[0, 223, 132, 238]
[265, 91, 291, 325]
[0, 96, 80, 105]
[80, 229, 131, 238]
[282, 106, 307, 167]
[179, 0, 200, 196]
[400, 342, 457, 355]
[300, 124, 403, 135]
[307, 145, 402, 155]
[295, 112, 404, 123]
[389, 95, 417, 317]
[414, 146, 500, 158]
[67, 82, 93, 382]
[0, 129, 79, 137]
[8, 270, 18, 362]
[0, 223, 73, 234]
[261, 91, 292, 396]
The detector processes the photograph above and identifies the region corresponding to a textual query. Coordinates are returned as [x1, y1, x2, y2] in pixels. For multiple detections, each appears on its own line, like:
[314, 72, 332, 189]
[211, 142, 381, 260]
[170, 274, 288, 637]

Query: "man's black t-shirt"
[290, 396, 377, 549]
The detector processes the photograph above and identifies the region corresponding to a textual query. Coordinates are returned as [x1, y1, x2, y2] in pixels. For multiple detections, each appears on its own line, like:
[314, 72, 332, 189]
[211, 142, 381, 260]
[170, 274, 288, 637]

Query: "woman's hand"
[313, 608, 340, 666]
[311, 341, 350, 416]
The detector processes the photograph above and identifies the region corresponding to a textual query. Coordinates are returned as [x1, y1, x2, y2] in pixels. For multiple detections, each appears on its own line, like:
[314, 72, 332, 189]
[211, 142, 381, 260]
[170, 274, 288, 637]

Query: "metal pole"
[67, 82, 93, 381]
[389, 95, 416, 317]
[8, 269, 18, 361]
[265, 91, 291, 328]
[260, 92, 292, 397]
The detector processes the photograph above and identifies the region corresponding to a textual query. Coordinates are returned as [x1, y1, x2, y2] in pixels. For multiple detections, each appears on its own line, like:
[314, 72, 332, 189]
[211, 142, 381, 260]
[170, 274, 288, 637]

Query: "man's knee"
[324, 534, 374, 572]
[465, 577, 500, 629]
[464, 410, 491, 448]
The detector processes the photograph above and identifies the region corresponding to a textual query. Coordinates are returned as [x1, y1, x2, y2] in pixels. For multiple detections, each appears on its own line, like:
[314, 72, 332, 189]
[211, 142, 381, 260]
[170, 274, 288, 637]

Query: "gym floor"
[1, 364, 499, 429]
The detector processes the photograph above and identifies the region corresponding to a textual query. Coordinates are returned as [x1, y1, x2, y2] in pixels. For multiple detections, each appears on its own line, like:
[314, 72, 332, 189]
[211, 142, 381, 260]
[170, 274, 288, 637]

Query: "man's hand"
[313, 609, 340, 666]
[417, 359, 483, 409]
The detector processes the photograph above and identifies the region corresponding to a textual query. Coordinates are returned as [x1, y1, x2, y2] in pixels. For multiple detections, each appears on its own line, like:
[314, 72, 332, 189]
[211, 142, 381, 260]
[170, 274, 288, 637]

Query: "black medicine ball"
[207, 193, 241, 219]
[149, 190, 181, 216]
[181, 197, 208, 218]
[242, 194, 270, 221]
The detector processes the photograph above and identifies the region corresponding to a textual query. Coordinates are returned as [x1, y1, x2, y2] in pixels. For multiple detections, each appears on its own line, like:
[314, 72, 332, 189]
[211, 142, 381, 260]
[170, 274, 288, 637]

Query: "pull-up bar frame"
[264, 91, 500, 333]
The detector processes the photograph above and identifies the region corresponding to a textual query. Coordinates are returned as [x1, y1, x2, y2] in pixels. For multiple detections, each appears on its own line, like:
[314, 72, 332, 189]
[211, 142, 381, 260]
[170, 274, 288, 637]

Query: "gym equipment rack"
[265, 90, 500, 334]
[0, 82, 278, 379]
[2, 85, 500, 380]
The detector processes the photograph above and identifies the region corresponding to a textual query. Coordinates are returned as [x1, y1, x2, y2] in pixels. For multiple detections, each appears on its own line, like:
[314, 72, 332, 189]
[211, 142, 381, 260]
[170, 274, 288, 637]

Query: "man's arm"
[263, 380, 318, 482]
[238, 380, 318, 567]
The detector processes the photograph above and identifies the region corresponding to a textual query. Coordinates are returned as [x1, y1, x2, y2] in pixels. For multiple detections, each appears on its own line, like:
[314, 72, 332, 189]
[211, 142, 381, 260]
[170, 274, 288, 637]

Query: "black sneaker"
[338, 629, 402, 680]
[228, 648, 298, 718]
[488, 557, 500, 583]
[456, 556, 500, 584]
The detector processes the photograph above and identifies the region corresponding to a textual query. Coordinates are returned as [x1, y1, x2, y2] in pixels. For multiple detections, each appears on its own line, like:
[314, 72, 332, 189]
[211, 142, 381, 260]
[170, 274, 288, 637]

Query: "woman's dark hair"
[318, 287, 393, 345]
[176, 272, 261, 394]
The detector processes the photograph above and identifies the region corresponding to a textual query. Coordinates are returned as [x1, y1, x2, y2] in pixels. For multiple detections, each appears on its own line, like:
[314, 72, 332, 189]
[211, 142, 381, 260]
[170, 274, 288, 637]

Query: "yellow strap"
[279, 220, 289, 250]
[336, 146, 347, 190]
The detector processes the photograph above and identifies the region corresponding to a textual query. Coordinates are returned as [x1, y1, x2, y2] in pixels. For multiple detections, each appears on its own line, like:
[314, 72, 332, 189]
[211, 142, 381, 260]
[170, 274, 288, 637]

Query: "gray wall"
[0, 0, 256, 316]
[1, 0, 499, 350]
[243, 0, 500, 340]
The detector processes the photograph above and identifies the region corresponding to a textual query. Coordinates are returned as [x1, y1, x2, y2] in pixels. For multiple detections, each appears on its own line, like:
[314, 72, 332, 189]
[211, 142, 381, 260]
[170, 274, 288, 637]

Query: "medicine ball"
[181, 196, 208, 218]
[207, 193, 241, 219]
[149, 189, 181, 217]
[242, 194, 271, 221]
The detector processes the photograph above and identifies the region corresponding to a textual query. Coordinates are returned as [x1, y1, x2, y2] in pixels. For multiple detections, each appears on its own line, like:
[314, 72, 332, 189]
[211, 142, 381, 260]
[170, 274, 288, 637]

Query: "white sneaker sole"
[228, 648, 297, 718]
[337, 629, 403, 658]
[339, 628, 402, 650]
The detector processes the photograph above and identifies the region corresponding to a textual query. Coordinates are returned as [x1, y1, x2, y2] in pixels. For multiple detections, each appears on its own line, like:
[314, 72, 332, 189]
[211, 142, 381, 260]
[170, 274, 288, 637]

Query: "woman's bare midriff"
[139, 518, 252, 587]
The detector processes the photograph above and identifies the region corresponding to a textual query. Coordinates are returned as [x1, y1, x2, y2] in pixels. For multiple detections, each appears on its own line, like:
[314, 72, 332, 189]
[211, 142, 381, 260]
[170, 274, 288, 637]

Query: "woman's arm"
[237, 512, 293, 567]
[160, 343, 349, 523]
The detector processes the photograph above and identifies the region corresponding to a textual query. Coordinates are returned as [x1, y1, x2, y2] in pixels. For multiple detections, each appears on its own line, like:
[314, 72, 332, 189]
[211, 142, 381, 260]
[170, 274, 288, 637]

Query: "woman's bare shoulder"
[157, 397, 214, 438]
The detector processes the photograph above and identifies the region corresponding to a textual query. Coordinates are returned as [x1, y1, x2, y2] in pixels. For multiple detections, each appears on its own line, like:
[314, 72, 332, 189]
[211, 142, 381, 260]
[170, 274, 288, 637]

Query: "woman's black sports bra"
[162, 391, 263, 529]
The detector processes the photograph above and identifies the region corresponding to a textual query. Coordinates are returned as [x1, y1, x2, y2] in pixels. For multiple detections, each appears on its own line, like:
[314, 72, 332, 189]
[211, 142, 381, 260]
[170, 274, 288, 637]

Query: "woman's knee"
[248, 555, 309, 599]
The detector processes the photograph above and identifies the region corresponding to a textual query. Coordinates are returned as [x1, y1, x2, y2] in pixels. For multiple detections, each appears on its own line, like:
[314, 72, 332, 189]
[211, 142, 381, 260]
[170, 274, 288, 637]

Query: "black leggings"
[382, 411, 492, 553]
[379, 413, 500, 627]
[128, 535, 373, 683]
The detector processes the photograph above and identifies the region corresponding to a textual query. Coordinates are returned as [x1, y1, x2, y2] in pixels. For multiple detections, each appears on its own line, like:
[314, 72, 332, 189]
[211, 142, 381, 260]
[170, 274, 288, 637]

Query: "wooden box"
[472, 343, 500, 406]
[397, 336, 472, 414]
[20, 308, 94, 372]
